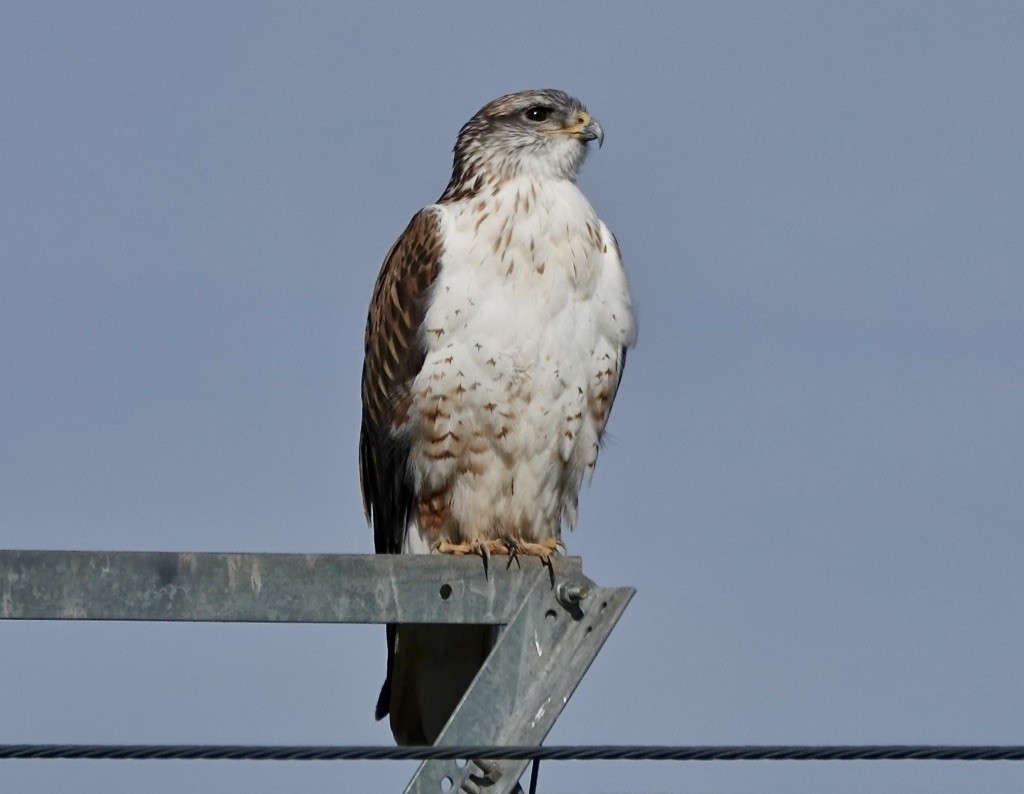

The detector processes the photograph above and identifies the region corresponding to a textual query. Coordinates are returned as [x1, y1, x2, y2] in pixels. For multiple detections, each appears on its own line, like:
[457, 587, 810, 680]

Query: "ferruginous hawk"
[359, 88, 635, 745]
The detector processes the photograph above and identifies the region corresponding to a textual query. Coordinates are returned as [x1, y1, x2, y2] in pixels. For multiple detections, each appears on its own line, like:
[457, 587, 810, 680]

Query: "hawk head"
[442, 89, 604, 200]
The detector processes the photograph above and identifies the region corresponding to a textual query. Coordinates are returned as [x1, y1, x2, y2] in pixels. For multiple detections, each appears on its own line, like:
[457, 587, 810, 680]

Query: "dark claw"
[478, 541, 490, 578]
[543, 552, 555, 586]
[503, 538, 522, 570]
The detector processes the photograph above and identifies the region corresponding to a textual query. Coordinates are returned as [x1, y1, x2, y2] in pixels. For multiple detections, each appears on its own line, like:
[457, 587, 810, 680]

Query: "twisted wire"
[1, 745, 1022, 762]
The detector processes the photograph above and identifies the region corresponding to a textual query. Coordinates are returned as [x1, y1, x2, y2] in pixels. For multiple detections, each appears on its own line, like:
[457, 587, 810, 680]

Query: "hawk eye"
[524, 106, 552, 122]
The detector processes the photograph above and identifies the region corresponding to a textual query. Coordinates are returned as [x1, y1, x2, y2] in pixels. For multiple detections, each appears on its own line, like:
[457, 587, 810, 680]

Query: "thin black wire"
[529, 758, 541, 793]
[1, 745, 1022, 762]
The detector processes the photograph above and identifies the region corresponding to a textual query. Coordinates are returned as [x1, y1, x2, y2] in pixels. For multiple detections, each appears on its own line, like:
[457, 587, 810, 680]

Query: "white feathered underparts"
[406, 175, 634, 549]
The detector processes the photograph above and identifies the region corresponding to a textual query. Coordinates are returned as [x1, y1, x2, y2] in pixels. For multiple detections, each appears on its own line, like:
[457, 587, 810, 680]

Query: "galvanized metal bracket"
[406, 563, 634, 794]
[0, 550, 634, 794]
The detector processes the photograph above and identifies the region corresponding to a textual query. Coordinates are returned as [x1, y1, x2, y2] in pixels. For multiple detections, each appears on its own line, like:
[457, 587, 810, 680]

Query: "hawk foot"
[433, 539, 509, 556]
[501, 537, 563, 559]
[432, 537, 562, 558]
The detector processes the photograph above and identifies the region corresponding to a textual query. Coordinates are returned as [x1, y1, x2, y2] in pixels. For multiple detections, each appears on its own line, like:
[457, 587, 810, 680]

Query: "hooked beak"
[573, 112, 604, 148]
[558, 112, 605, 148]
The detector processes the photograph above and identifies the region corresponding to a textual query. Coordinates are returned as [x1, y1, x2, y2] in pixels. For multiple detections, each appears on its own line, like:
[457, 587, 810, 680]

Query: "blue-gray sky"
[2, 3, 1023, 792]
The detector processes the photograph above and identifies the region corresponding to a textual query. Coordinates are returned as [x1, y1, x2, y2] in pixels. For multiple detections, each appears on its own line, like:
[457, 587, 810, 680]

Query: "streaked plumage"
[359, 89, 635, 745]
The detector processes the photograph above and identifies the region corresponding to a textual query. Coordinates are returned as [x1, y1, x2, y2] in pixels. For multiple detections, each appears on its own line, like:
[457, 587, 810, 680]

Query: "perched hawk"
[359, 89, 635, 745]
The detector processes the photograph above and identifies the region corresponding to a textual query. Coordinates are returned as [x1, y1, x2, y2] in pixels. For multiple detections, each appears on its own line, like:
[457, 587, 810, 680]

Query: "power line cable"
[1, 745, 1022, 762]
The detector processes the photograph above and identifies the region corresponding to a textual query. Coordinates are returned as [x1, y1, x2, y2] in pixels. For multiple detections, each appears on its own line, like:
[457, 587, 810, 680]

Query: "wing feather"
[360, 207, 444, 555]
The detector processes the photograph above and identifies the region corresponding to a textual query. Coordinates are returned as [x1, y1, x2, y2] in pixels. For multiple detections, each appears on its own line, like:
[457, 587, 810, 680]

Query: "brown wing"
[359, 208, 444, 723]
[359, 207, 443, 557]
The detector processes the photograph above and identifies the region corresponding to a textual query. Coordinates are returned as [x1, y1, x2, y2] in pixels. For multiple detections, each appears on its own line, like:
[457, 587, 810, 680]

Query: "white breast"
[406, 176, 634, 550]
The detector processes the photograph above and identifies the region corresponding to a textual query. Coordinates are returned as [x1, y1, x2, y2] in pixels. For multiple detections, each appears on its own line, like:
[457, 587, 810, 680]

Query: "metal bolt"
[557, 583, 591, 605]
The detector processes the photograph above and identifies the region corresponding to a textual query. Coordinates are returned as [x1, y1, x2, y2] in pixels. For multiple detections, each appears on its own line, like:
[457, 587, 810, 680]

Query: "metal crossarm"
[0, 550, 584, 624]
[0, 549, 634, 794]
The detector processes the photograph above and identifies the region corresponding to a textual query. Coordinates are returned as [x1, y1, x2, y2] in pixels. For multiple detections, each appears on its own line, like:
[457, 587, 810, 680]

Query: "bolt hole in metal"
[440, 775, 453, 791]
[454, 758, 467, 768]
[439, 583, 453, 600]
[600, 601, 608, 612]
[544, 609, 558, 622]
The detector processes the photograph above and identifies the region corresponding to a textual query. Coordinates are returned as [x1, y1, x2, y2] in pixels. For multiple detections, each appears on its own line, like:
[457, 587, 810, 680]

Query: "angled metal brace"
[405, 564, 634, 794]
